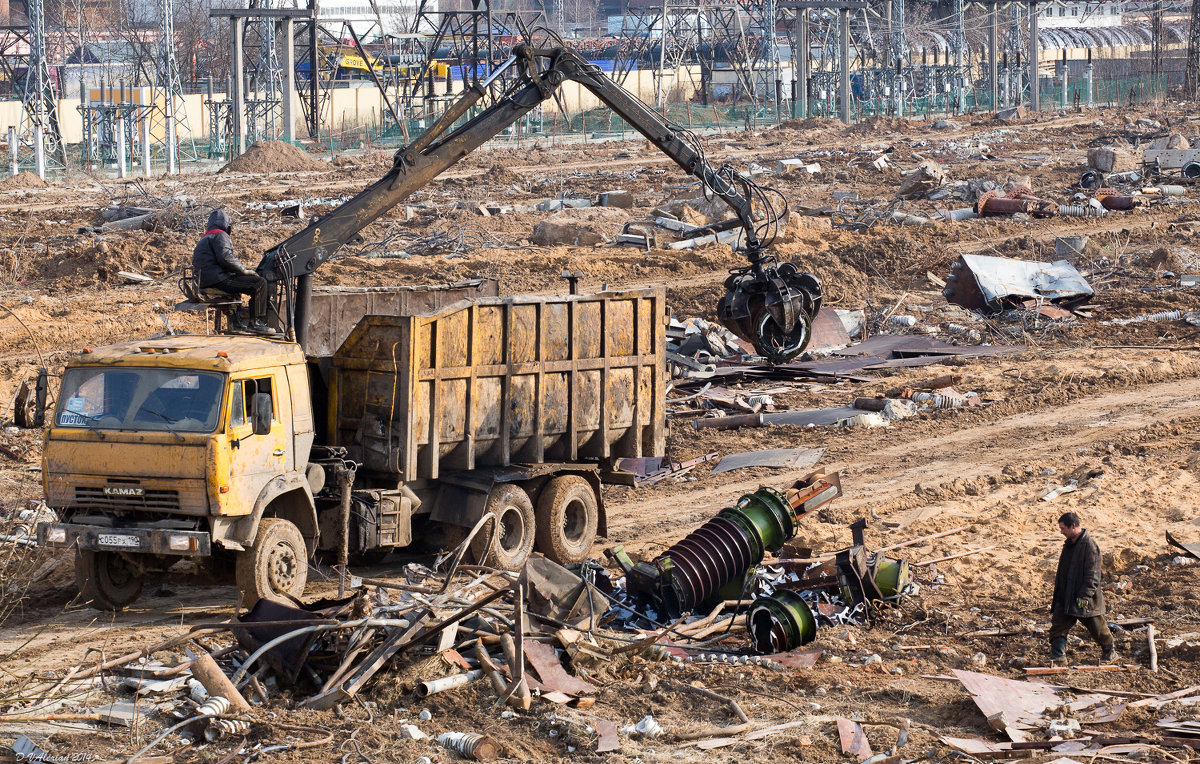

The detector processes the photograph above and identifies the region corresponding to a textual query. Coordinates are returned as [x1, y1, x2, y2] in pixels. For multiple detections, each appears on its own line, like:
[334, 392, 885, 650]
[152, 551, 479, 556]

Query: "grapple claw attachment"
[718, 261, 823, 364]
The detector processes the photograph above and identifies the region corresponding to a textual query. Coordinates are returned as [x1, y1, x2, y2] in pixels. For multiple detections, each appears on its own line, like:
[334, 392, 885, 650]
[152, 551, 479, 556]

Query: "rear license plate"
[97, 533, 140, 548]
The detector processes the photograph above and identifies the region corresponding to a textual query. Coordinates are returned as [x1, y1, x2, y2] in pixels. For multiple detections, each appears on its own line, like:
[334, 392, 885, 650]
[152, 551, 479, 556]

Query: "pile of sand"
[219, 140, 330, 175]
[0, 171, 48, 189]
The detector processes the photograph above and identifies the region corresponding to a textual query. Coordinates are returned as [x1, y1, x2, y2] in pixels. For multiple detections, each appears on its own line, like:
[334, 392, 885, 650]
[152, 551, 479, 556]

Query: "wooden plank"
[876, 525, 968, 554]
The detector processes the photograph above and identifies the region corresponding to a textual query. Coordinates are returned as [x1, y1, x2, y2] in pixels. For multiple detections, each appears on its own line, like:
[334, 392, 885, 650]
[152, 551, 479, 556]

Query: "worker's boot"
[1049, 638, 1068, 667]
[228, 311, 248, 333]
[249, 319, 277, 335]
[1100, 644, 1119, 664]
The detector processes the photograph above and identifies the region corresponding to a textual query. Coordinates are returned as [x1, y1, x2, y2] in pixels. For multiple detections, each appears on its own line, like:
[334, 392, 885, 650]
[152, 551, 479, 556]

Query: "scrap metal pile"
[0, 474, 920, 758]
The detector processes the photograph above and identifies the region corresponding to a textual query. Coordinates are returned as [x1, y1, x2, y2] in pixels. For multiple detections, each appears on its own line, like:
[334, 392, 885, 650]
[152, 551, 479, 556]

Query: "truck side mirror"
[251, 393, 272, 436]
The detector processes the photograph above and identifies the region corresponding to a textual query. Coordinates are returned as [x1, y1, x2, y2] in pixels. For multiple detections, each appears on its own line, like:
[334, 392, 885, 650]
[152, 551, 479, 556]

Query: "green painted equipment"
[618, 473, 842, 619]
[749, 590, 818, 653]
[873, 556, 910, 598]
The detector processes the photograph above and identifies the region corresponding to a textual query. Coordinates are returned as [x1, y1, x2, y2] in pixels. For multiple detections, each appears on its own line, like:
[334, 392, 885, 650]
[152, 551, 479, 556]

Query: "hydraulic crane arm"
[258, 45, 822, 362]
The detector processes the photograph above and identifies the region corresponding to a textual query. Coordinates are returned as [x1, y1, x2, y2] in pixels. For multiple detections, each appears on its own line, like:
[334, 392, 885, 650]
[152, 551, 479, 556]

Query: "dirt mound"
[849, 116, 915, 135]
[772, 116, 839, 132]
[0, 171, 48, 189]
[219, 140, 329, 175]
[481, 162, 522, 186]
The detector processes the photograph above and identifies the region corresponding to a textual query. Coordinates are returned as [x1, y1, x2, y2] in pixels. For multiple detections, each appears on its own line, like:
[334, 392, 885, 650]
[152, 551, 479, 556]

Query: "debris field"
[3, 108, 1200, 763]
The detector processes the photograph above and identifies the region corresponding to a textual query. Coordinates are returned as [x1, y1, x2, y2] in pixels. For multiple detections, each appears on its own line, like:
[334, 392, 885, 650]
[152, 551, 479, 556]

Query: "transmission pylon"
[18, 0, 64, 171]
[157, 0, 199, 166]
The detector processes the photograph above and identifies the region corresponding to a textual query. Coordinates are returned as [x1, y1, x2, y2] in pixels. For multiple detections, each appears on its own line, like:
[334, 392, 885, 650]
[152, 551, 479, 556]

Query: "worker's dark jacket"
[1052, 529, 1105, 617]
[192, 210, 249, 288]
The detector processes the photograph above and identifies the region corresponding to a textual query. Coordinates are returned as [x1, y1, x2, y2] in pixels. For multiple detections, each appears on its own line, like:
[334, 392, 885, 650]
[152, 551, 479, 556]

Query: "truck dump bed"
[330, 287, 666, 480]
[304, 279, 499, 357]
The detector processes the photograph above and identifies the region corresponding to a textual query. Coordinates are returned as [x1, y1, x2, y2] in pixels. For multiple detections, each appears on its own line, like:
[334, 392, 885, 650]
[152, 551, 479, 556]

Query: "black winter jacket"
[1052, 528, 1105, 617]
[192, 210, 250, 287]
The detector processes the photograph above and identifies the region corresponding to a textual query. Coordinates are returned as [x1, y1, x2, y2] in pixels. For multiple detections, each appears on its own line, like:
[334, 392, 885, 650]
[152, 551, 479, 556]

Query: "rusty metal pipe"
[693, 413, 765, 430]
[851, 397, 889, 412]
[975, 190, 1058, 218]
[336, 466, 354, 598]
[1096, 192, 1136, 211]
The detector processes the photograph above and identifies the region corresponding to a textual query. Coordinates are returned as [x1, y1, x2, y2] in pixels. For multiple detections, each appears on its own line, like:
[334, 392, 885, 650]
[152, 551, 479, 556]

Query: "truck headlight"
[168, 535, 194, 552]
[46, 527, 67, 544]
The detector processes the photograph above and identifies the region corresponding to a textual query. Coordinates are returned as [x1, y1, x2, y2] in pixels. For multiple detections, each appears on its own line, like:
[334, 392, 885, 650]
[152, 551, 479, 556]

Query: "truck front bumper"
[37, 523, 212, 556]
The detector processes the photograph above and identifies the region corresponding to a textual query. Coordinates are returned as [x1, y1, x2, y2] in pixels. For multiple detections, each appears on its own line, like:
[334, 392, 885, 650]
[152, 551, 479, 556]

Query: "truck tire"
[76, 550, 143, 611]
[534, 476, 599, 565]
[470, 484, 535, 571]
[236, 518, 308, 606]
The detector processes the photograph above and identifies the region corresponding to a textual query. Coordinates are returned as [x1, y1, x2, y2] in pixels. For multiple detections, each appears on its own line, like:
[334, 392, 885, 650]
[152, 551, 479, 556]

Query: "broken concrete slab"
[598, 190, 633, 208]
[1087, 146, 1137, 173]
[994, 105, 1026, 121]
[536, 198, 592, 212]
[1147, 133, 1190, 150]
[531, 207, 630, 246]
[896, 159, 946, 200]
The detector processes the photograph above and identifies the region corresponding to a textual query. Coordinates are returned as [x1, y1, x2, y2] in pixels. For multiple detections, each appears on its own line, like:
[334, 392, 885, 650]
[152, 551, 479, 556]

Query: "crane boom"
[256, 44, 822, 362]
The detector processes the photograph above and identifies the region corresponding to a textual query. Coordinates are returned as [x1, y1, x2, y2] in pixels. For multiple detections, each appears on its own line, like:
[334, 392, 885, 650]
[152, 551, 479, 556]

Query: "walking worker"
[192, 209, 274, 334]
[1049, 512, 1116, 665]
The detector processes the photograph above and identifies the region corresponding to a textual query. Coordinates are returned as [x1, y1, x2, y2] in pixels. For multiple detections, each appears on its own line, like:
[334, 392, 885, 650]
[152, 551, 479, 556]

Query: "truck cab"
[40, 335, 319, 609]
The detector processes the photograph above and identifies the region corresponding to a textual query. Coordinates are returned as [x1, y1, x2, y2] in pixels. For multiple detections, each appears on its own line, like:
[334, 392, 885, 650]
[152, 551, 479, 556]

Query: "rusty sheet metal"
[305, 279, 499, 358]
[331, 287, 666, 480]
[1167, 530, 1200, 561]
[713, 448, 824, 474]
[944, 254, 1093, 314]
[837, 718, 874, 761]
[522, 641, 597, 696]
[807, 307, 853, 352]
[765, 647, 824, 669]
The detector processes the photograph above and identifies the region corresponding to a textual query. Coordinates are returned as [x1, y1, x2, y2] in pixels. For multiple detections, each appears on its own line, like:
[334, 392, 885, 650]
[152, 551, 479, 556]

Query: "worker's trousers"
[1049, 611, 1113, 649]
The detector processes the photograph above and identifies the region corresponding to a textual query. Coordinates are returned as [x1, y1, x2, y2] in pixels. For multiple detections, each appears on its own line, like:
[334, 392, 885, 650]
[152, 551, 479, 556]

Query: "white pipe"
[415, 669, 484, 698]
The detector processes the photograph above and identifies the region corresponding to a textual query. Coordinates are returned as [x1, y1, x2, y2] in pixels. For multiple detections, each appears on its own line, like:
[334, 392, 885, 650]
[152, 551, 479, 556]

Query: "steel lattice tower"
[18, 0, 63, 170]
[246, 0, 285, 140]
[157, 0, 198, 163]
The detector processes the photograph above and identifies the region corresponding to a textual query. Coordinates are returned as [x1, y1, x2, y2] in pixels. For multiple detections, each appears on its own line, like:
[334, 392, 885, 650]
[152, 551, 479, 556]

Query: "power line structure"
[18, 0, 64, 173]
[155, 0, 198, 169]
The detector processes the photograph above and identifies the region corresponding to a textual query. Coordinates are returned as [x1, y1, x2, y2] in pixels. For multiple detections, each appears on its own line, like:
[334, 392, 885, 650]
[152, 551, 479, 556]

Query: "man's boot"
[250, 319, 277, 335]
[1049, 638, 1068, 666]
[1100, 644, 1118, 664]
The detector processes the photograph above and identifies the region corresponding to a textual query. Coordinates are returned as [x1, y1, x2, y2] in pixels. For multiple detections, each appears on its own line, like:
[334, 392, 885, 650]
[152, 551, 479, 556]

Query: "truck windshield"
[56, 367, 225, 433]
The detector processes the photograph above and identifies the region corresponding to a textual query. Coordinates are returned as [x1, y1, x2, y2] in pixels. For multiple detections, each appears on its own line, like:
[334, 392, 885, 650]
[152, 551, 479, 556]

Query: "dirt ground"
[3, 103, 1200, 763]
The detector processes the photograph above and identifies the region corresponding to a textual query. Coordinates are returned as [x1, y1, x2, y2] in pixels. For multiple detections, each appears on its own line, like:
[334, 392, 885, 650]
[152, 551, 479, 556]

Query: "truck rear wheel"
[236, 518, 308, 606]
[76, 550, 143, 611]
[534, 476, 599, 565]
[470, 484, 535, 571]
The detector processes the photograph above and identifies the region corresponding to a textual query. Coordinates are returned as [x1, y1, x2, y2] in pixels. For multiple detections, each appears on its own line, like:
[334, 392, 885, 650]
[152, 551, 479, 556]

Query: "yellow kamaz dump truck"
[40, 281, 666, 608]
[38, 44, 822, 609]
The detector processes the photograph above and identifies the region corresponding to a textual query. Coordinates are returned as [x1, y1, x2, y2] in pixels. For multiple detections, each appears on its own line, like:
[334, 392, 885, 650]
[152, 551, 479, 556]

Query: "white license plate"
[97, 533, 141, 548]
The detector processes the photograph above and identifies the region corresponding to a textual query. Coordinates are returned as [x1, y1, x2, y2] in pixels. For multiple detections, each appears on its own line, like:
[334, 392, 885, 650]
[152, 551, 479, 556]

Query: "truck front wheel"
[77, 550, 144, 611]
[470, 484, 535, 571]
[236, 518, 308, 606]
[534, 476, 599, 565]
